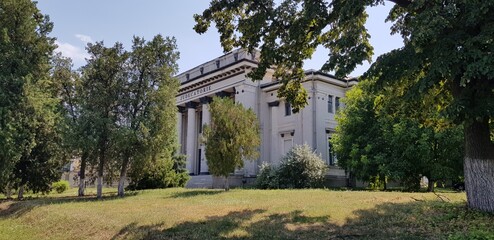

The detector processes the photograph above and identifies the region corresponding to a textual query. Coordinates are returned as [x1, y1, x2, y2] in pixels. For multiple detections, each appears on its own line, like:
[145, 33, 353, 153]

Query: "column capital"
[186, 101, 198, 109]
[268, 101, 280, 107]
[177, 106, 186, 113]
[200, 96, 213, 104]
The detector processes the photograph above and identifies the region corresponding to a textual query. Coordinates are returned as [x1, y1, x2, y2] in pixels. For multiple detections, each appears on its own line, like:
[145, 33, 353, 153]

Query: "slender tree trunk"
[224, 176, 230, 191]
[427, 177, 435, 192]
[118, 155, 130, 197]
[5, 182, 12, 199]
[464, 118, 494, 213]
[97, 148, 105, 199]
[78, 151, 88, 196]
[17, 185, 25, 200]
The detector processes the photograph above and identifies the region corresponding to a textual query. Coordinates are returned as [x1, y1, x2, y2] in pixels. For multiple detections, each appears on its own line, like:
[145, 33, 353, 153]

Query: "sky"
[36, 1, 404, 77]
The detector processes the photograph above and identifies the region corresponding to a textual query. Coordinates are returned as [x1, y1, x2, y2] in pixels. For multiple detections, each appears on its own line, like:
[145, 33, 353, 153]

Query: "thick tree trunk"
[78, 151, 88, 197]
[118, 155, 130, 197]
[464, 118, 494, 213]
[17, 185, 24, 200]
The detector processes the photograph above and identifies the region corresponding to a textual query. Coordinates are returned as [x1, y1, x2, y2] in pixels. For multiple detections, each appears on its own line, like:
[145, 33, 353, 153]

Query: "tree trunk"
[224, 176, 230, 191]
[78, 151, 88, 197]
[427, 177, 435, 192]
[464, 118, 494, 213]
[5, 182, 12, 199]
[118, 155, 130, 197]
[17, 185, 24, 200]
[97, 150, 105, 199]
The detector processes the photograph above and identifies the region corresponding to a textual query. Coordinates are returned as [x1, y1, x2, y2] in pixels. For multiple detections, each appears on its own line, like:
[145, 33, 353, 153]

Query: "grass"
[0, 188, 493, 240]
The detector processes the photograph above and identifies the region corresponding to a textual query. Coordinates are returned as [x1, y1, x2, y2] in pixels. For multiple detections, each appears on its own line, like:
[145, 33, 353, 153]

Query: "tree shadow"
[0, 191, 139, 219]
[168, 189, 225, 198]
[111, 200, 493, 239]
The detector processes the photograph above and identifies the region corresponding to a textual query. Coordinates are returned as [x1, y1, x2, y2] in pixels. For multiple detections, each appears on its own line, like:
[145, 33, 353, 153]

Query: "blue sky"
[36, 1, 403, 77]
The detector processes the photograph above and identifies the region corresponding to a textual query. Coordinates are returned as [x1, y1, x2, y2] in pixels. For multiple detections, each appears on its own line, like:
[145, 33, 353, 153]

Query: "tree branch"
[387, 0, 412, 8]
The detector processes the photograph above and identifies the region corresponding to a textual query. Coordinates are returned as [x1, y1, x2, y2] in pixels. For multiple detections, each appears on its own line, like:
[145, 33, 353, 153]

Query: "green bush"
[255, 162, 279, 189]
[52, 180, 70, 193]
[255, 144, 328, 189]
[126, 154, 190, 190]
[277, 144, 328, 188]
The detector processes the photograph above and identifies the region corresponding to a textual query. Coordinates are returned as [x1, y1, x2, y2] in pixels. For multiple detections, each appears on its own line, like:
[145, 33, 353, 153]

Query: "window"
[328, 95, 333, 113]
[328, 137, 337, 166]
[285, 102, 291, 116]
[335, 97, 340, 112]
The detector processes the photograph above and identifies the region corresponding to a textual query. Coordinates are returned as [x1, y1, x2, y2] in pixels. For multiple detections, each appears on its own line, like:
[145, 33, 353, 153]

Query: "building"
[176, 49, 357, 186]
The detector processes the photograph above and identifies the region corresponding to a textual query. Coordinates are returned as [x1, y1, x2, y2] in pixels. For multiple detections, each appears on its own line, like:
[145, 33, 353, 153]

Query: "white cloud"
[75, 34, 93, 44]
[55, 40, 89, 64]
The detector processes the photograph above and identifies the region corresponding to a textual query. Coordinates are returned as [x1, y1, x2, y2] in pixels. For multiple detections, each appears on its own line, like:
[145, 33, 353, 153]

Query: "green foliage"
[0, 0, 68, 196]
[333, 79, 464, 191]
[203, 97, 261, 186]
[276, 144, 328, 189]
[126, 154, 189, 190]
[255, 162, 279, 189]
[52, 180, 70, 194]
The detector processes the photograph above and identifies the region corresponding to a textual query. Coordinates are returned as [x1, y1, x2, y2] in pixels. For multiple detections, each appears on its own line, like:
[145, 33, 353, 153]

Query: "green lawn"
[0, 188, 493, 240]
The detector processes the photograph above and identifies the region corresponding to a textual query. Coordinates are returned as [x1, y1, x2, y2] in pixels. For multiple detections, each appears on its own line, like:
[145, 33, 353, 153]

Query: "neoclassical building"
[176, 49, 357, 185]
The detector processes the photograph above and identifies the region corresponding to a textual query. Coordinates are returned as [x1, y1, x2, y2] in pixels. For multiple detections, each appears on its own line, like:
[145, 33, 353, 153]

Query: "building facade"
[176, 49, 357, 183]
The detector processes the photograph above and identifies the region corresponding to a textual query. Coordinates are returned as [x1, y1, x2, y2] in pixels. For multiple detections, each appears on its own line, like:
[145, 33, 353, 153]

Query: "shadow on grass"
[169, 189, 225, 198]
[0, 191, 139, 219]
[112, 200, 494, 240]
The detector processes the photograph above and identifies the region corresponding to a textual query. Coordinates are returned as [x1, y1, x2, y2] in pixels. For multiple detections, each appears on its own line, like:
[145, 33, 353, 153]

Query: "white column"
[186, 105, 196, 174]
[235, 84, 258, 176]
[269, 101, 280, 165]
[201, 102, 211, 174]
[177, 112, 183, 153]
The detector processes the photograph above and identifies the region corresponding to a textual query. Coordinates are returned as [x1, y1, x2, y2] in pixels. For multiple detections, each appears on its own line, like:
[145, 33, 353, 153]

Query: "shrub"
[255, 162, 279, 189]
[52, 180, 70, 193]
[126, 154, 190, 190]
[277, 144, 328, 188]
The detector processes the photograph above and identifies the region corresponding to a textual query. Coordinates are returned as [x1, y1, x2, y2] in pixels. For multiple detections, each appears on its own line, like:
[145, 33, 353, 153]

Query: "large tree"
[203, 97, 261, 191]
[115, 35, 180, 197]
[80, 42, 128, 198]
[195, 0, 494, 212]
[0, 0, 63, 198]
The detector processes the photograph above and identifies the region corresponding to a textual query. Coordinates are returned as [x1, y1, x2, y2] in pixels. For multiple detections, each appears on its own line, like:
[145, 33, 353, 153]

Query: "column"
[268, 101, 280, 165]
[236, 84, 258, 176]
[185, 102, 197, 174]
[177, 106, 185, 154]
[200, 97, 212, 174]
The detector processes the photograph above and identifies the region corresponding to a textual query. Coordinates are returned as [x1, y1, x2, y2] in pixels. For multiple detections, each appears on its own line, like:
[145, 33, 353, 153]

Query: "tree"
[115, 35, 180, 197]
[203, 97, 261, 191]
[80, 42, 128, 198]
[51, 53, 97, 197]
[195, 0, 494, 212]
[0, 0, 64, 198]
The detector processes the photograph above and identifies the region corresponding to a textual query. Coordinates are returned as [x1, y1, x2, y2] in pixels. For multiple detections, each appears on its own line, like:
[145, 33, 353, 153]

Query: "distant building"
[176, 49, 357, 186]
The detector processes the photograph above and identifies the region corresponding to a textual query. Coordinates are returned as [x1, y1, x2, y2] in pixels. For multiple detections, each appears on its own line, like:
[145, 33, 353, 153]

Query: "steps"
[185, 175, 213, 189]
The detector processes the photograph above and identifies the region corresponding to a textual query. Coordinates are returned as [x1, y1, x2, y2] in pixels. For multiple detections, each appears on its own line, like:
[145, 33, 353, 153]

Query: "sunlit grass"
[0, 188, 492, 239]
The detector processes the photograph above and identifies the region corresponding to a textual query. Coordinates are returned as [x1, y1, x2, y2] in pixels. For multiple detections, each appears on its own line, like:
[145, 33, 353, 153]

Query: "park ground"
[0, 188, 493, 240]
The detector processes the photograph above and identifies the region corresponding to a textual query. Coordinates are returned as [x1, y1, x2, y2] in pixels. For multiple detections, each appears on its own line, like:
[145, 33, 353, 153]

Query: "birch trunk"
[118, 155, 130, 197]
[78, 151, 88, 196]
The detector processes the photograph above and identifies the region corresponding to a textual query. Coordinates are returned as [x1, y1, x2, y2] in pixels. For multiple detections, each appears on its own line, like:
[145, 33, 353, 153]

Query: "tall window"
[335, 97, 340, 112]
[328, 137, 336, 166]
[285, 102, 291, 116]
[328, 95, 333, 113]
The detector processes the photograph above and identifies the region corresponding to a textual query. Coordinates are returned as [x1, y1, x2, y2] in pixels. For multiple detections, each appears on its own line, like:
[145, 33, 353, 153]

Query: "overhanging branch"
[387, 0, 412, 8]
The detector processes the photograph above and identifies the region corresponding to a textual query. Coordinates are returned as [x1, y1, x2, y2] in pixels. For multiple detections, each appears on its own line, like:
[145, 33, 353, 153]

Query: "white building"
[176, 49, 357, 186]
